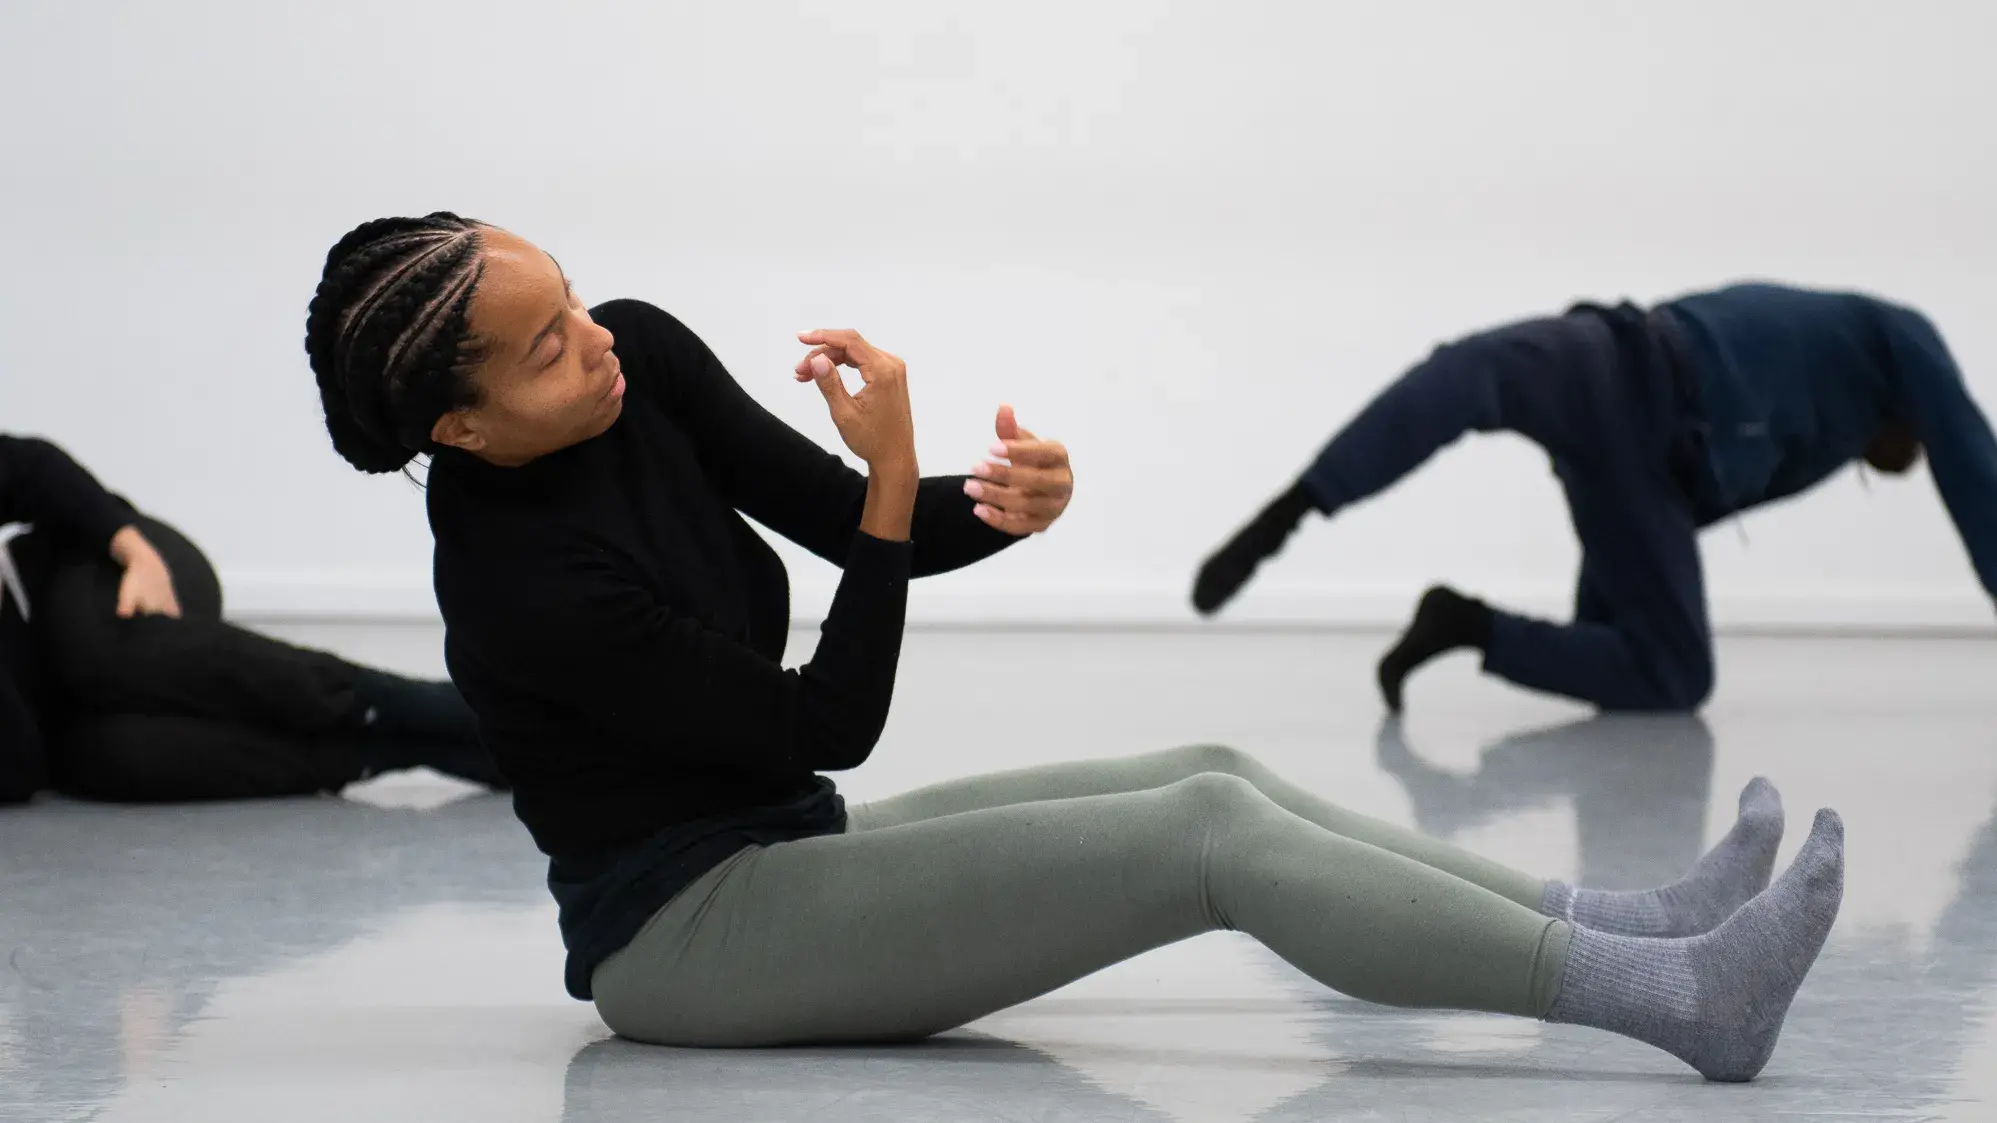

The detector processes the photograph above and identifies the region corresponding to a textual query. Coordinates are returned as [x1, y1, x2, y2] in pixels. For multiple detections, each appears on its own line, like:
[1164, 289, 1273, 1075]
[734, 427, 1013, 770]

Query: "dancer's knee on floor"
[1672, 656, 1716, 710]
[1632, 645, 1714, 712]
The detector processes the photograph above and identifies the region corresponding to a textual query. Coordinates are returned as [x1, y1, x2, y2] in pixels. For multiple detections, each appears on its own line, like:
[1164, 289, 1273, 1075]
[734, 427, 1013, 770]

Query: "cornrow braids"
[304, 212, 491, 474]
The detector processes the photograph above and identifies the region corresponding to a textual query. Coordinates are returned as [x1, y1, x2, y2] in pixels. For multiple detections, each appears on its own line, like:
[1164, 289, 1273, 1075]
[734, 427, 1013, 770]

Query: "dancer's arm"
[0, 435, 136, 554]
[1878, 305, 1997, 604]
[592, 299, 1041, 575]
[459, 328, 920, 774]
[489, 529, 910, 772]
[0, 435, 178, 618]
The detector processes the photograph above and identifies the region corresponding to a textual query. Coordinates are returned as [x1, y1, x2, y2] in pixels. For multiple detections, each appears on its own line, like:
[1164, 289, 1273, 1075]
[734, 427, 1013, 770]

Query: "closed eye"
[541, 280, 578, 367]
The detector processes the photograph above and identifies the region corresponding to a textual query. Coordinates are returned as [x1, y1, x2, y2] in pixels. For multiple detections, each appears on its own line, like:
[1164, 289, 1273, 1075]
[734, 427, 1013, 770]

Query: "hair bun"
[318, 378, 420, 474]
[304, 213, 486, 476]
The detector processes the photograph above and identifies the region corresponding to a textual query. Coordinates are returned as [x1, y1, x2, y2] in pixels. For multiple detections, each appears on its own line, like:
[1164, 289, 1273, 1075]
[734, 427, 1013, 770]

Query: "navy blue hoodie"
[1665, 283, 1997, 599]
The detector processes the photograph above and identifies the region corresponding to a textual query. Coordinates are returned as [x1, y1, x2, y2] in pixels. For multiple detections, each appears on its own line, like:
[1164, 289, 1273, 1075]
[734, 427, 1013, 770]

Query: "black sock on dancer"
[347, 668, 507, 790]
[1192, 481, 1320, 615]
[350, 731, 509, 790]
[351, 667, 481, 743]
[1377, 586, 1493, 712]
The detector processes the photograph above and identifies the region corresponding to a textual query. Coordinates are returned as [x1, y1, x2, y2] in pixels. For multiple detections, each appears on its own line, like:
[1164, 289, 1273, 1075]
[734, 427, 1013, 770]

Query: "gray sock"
[1545, 807, 1844, 1083]
[1542, 777, 1784, 937]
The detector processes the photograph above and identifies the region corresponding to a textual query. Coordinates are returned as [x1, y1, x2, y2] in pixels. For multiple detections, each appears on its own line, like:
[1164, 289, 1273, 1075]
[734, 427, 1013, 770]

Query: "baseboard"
[217, 571, 1996, 636]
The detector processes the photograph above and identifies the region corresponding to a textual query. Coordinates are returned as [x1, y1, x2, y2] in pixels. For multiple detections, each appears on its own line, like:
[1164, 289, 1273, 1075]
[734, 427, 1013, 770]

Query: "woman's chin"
[589, 396, 627, 437]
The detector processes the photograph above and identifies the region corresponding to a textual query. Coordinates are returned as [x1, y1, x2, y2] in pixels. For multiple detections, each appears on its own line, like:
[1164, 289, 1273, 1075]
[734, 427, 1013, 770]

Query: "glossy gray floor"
[5, 626, 1996, 1122]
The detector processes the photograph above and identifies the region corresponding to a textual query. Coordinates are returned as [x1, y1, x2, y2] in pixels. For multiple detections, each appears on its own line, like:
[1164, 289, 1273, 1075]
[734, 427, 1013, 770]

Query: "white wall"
[4, 0, 1993, 629]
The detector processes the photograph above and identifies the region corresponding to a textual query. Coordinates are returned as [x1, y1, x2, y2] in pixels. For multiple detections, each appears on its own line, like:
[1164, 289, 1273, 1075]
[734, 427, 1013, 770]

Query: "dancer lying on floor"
[0, 434, 503, 803]
[306, 213, 1842, 1082]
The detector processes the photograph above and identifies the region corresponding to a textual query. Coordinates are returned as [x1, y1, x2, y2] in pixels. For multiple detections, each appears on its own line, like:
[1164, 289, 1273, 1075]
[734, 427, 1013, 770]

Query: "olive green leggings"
[591, 744, 1573, 1046]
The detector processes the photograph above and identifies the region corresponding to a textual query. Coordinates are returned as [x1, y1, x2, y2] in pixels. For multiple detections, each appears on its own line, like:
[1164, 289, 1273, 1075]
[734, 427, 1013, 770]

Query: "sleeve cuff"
[74, 494, 139, 557]
[842, 531, 914, 588]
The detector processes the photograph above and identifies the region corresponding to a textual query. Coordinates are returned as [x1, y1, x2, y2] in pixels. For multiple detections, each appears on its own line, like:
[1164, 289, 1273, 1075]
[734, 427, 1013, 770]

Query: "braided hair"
[304, 212, 491, 474]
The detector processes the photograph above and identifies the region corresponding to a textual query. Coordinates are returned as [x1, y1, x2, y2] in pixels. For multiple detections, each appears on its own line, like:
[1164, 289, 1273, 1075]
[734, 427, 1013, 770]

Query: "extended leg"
[52, 712, 364, 801]
[597, 774, 1569, 1046]
[854, 743, 1783, 937]
[1194, 313, 1618, 614]
[849, 742, 1543, 908]
[595, 774, 1845, 1083]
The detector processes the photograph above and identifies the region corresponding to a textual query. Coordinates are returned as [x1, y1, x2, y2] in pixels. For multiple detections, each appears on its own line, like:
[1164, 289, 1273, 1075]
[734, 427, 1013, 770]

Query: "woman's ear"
[431, 409, 485, 453]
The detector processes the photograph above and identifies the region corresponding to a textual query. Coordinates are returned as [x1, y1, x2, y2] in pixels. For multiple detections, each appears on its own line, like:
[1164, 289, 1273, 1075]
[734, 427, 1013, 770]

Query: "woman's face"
[430, 227, 625, 466]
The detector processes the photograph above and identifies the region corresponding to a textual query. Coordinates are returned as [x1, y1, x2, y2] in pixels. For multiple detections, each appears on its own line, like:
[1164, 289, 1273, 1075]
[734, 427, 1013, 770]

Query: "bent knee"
[1666, 663, 1715, 711]
[1155, 742, 1263, 781]
[1653, 642, 1714, 710]
[1162, 770, 1268, 820]
[1615, 650, 1714, 712]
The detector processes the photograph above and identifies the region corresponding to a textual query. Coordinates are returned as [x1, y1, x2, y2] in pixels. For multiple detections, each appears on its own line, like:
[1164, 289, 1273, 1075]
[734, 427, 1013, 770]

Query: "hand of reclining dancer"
[108, 525, 182, 619]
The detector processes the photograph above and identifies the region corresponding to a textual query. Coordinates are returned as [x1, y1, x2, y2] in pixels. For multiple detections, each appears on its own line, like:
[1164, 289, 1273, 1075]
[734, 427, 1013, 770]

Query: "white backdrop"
[3, 0, 1993, 629]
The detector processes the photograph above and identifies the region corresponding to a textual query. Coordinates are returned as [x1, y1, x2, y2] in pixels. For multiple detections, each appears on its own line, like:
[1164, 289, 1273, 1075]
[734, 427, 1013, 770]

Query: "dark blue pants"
[1301, 307, 1713, 711]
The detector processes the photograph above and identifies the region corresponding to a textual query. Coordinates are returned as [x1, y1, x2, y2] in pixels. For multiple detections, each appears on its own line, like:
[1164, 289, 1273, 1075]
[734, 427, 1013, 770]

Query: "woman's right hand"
[795, 329, 916, 472]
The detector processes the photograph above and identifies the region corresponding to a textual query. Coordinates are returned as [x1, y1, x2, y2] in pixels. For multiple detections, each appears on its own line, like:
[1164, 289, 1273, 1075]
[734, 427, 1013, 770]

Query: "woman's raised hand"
[796, 329, 916, 473]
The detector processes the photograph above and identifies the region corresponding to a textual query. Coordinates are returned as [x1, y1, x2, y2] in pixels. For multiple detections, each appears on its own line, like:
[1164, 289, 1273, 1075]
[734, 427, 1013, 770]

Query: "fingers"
[994, 404, 1039, 443]
[805, 351, 854, 413]
[797, 330, 876, 368]
[797, 330, 902, 386]
[798, 328, 873, 351]
[967, 459, 1072, 500]
[794, 343, 852, 381]
[116, 587, 181, 619]
[964, 451, 1071, 522]
[964, 478, 1064, 520]
[794, 346, 824, 382]
[988, 438, 1067, 470]
[116, 565, 140, 617]
[970, 429, 1071, 535]
[971, 502, 1046, 536]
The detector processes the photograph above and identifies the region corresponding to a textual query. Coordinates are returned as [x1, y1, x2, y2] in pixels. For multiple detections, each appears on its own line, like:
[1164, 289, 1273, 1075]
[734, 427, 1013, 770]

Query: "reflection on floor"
[4, 628, 1996, 1122]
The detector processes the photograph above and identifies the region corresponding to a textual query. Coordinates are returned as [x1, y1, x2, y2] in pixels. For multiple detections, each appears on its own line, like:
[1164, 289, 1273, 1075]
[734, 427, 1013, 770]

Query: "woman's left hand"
[964, 405, 1073, 536]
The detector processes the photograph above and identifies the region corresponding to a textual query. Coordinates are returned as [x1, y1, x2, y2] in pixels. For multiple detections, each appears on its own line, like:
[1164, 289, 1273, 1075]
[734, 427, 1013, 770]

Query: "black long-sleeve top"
[0, 436, 138, 802]
[427, 300, 1019, 998]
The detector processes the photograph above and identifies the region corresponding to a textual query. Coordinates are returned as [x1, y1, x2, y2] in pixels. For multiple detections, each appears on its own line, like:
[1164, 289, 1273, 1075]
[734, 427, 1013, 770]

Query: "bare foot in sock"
[1547, 807, 1845, 1083]
[1192, 484, 1316, 615]
[1543, 777, 1784, 937]
[1376, 586, 1493, 712]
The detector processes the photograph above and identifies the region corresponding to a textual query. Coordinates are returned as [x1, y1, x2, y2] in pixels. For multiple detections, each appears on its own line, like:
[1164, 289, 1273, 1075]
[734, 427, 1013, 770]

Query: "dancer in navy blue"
[1193, 285, 1997, 712]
